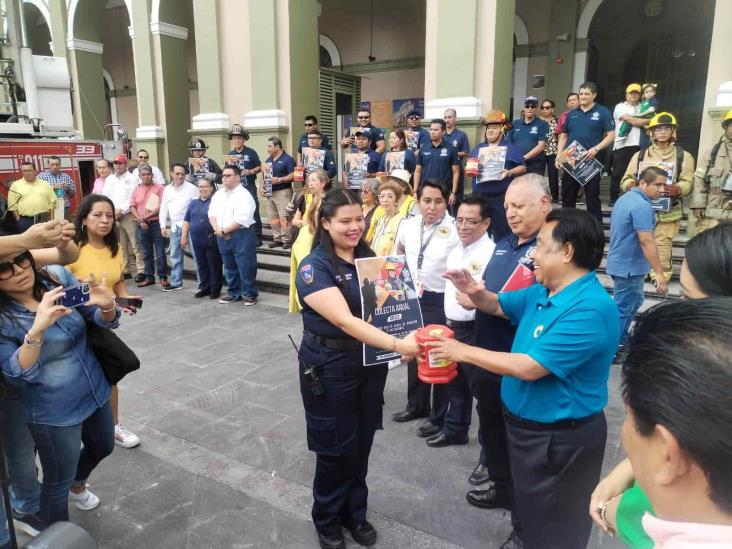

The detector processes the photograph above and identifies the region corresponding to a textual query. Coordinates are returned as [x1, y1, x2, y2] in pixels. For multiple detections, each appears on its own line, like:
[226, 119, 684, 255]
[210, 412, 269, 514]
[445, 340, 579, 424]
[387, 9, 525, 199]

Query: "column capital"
[425, 97, 483, 120]
[150, 22, 189, 40]
[66, 39, 103, 54]
[243, 109, 288, 129]
[191, 112, 230, 131]
[136, 125, 165, 140]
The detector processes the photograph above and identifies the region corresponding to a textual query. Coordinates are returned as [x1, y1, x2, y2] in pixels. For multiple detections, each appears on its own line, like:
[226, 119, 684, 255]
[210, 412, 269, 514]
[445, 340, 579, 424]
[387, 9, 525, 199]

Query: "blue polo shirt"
[406, 126, 431, 152]
[507, 117, 549, 159]
[265, 152, 296, 192]
[563, 103, 615, 150]
[228, 146, 261, 188]
[297, 131, 332, 153]
[378, 148, 417, 174]
[606, 187, 656, 277]
[498, 271, 620, 422]
[469, 140, 525, 195]
[445, 128, 470, 156]
[476, 233, 537, 357]
[348, 125, 385, 152]
[417, 139, 459, 184]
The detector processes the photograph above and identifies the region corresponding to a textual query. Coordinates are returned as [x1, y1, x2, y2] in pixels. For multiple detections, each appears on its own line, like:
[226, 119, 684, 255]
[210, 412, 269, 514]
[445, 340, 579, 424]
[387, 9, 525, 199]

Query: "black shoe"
[317, 530, 345, 549]
[417, 420, 442, 438]
[499, 529, 523, 549]
[194, 290, 210, 298]
[209, 292, 221, 299]
[134, 273, 146, 283]
[282, 242, 292, 250]
[466, 482, 512, 510]
[468, 463, 491, 485]
[426, 432, 469, 447]
[346, 521, 377, 546]
[268, 241, 283, 249]
[391, 409, 427, 423]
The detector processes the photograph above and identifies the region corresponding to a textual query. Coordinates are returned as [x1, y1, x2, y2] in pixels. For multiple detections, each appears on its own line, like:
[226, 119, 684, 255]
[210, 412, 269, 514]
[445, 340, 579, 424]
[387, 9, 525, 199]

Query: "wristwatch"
[594, 146, 600, 153]
[24, 332, 43, 348]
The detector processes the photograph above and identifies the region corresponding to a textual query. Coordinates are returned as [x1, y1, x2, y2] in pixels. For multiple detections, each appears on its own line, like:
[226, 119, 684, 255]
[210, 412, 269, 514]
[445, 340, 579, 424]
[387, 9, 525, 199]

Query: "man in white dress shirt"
[208, 164, 259, 305]
[132, 149, 166, 185]
[160, 163, 199, 291]
[426, 194, 496, 448]
[103, 154, 143, 281]
[392, 178, 460, 437]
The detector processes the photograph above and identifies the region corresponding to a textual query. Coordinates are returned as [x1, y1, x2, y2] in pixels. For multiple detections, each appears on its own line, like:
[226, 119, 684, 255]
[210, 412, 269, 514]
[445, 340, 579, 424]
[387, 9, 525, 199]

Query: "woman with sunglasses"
[539, 99, 560, 203]
[377, 129, 417, 176]
[68, 194, 142, 450]
[0, 245, 120, 528]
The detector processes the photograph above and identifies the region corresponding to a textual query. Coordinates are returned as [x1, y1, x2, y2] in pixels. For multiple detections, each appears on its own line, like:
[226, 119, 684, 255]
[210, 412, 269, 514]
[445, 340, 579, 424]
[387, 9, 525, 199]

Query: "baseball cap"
[113, 154, 127, 164]
[407, 109, 422, 118]
[354, 130, 371, 140]
[626, 83, 642, 94]
[524, 96, 539, 105]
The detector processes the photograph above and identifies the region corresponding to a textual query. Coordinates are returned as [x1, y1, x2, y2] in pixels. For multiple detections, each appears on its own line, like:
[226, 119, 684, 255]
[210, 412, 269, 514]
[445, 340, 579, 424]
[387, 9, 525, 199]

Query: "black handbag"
[86, 322, 140, 385]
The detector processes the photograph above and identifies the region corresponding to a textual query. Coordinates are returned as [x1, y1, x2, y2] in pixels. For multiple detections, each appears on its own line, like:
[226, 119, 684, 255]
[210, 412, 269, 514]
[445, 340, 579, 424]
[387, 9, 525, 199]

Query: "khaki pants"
[118, 212, 144, 275]
[651, 219, 679, 281]
[695, 217, 720, 235]
[267, 188, 293, 244]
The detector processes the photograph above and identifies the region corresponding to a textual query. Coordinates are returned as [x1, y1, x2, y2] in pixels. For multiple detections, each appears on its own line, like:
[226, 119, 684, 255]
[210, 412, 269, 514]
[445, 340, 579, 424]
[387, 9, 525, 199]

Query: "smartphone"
[59, 282, 91, 308]
[116, 297, 143, 308]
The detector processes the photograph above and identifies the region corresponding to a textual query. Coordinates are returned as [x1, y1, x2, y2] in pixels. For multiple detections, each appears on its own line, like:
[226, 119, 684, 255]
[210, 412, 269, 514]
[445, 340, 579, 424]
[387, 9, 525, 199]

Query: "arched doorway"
[22, 0, 52, 55]
[585, 0, 714, 155]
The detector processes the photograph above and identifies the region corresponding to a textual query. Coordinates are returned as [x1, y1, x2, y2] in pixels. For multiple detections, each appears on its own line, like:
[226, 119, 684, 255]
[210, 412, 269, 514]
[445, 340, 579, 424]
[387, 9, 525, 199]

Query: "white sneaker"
[68, 485, 100, 511]
[115, 424, 141, 448]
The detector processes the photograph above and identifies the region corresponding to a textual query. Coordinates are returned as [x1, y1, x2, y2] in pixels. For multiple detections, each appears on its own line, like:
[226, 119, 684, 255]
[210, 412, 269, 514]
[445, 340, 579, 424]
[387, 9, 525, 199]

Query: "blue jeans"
[26, 401, 114, 526]
[217, 227, 258, 299]
[169, 228, 184, 287]
[612, 274, 645, 346]
[0, 389, 41, 544]
[136, 219, 168, 281]
[192, 243, 223, 295]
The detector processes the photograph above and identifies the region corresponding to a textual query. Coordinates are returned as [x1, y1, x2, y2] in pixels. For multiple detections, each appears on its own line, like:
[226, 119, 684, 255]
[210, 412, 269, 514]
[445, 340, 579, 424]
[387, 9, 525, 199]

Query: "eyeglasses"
[0, 251, 33, 281]
[357, 115, 370, 120]
[541, 105, 552, 110]
[137, 156, 149, 160]
[453, 218, 483, 227]
[407, 115, 420, 119]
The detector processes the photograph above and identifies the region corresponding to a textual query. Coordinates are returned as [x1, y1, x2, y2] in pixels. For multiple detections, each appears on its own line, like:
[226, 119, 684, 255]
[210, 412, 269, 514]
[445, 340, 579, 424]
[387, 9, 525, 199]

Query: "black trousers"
[524, 157, 545, 176]
[506, 412, 607, 549]
[478, 192, 510, 242]
[561, 172, 603, 224]
[545, 155, 559, 201]
[442, 321, 475, 437]
[609, 146, 639, 203]
[192, 242, 223, 295]
[299, 336, 388, 536]
[406, 291, 448, 425]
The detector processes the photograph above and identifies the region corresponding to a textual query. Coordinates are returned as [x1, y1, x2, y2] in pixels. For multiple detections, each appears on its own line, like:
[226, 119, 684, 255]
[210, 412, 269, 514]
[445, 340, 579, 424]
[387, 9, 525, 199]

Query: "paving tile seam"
[122, 420, 463, 548]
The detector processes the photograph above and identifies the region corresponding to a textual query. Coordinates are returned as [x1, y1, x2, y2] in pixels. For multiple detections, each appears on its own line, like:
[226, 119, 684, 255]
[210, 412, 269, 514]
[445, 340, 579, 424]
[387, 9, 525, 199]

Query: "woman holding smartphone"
[0, 249, 119, 527]
[69, 194, 141, 449]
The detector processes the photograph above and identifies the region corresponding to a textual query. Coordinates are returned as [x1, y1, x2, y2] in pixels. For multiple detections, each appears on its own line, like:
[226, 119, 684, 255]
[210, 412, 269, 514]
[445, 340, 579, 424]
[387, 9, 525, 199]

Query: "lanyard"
[417, 217, 443, 271]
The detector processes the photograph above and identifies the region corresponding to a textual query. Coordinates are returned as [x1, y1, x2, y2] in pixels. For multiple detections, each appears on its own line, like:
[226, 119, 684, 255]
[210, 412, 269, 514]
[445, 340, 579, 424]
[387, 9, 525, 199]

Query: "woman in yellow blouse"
[369, 180, 404, 257]
[69, 194, 141, 449]
[288, 168, 330, 312]
[366, 170, 416, 242]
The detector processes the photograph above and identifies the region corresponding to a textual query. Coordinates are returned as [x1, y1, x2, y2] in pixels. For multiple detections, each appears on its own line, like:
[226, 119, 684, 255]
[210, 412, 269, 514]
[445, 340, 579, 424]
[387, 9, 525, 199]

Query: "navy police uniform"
[298, 131, 332, 154]
[468, 140, 525, 241]
[347, 125, 385, 152]
[507, 118, 549, 175]
[417, 139, 459, 184]
[445, 128, 470, 211]
[228, 146, 263, 237]
[377, 147, 417, 175]
[560, 103, 614, 223]
[296, 245, 388, 537]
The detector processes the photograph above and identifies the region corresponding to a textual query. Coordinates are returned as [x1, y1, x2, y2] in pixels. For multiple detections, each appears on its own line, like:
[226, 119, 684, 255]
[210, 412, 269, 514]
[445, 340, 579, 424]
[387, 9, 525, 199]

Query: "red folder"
[500, 264, 536, 293]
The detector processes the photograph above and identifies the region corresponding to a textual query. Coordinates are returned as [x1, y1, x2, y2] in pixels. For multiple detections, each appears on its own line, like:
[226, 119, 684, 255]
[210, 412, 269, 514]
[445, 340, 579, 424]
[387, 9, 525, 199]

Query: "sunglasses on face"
[407, 115, 420, 119]
[304, 122, 314, 127]
[0, 251, 33, 281]
[357, 115, 370, 120]
[524, 104, 538, 109]
[541, 105, 552, 110]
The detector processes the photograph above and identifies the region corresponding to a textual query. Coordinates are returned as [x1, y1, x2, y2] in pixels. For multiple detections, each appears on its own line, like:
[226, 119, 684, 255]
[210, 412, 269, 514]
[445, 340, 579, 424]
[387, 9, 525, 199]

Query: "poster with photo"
[404, 130, 420, 151]
[557, 141, 603, 186]
[355, 255, 424, 366]
[261, 162, 273, 197]
[344, 152, 368, 190]
[477, 146, 508, 182]
[392, 98, 424, 127]
[223, 154, 242, 167]
[385, 151, 406, 173]
[638, 160, 675, 213]
[302, 147, 326, 173]
[188, 157, 207, 177]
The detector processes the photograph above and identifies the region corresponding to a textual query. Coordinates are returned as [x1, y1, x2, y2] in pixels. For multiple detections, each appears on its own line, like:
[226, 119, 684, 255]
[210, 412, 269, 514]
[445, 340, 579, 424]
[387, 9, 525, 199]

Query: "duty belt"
[304, 330, 361, 351]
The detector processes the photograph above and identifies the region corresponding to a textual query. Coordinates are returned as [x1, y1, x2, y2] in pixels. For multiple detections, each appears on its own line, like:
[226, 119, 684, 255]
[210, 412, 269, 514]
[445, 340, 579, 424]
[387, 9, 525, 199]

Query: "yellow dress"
[289, 194, 316, 313]
[370, 212, 404, 257]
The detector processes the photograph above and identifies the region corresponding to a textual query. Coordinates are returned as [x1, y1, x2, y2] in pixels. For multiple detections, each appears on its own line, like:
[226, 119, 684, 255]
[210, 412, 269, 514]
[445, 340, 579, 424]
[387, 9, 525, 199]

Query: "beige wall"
[115, 95, 139, 134]
[516, 0, 551, 43]
[360, 68, 425, 103]
[221, 0, 252, 124]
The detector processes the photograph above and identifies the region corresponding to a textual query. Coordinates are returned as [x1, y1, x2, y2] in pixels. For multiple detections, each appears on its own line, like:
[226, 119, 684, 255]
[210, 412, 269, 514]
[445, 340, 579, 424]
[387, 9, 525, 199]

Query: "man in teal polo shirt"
[430, 208, 620, 549]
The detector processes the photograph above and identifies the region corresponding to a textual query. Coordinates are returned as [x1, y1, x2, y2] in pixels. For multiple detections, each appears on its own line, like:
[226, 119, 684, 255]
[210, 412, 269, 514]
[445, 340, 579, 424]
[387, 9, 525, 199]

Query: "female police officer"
[295, 189, 419, 549]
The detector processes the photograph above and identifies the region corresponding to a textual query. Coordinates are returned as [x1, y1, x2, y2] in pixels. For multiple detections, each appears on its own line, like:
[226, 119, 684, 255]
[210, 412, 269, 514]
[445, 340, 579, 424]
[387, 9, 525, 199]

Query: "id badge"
[414, 270, 424, 298]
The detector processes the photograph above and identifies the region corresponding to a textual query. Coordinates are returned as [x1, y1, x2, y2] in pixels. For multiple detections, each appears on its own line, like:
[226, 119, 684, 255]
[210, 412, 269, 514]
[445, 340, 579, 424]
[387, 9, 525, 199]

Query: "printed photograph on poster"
[344, 152, 368, 190]
[385, 151, 405, 173]
[638, 160, 675, 213]
[223, 154, 242, 169]
[392, 98, 424, 127]
[404, 130, 419, 151]
[477, 146, 508, 182]
[557, 140, 603, 186]
[188, 157, 207, 175]
[355, 255, 424, 366]
[261, 162, 273, 197]
[302, 147, 326, 172]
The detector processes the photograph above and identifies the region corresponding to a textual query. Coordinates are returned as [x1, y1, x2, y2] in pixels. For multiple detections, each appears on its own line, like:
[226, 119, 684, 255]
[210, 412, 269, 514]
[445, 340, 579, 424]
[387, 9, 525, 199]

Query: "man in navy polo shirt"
[507, 96, 549, 176]
[404, 109, 431, 153]
[557, 82, 615, 223]
[302, 130, 337, 179]
[227, 124, 263, 245]
[607, 166, 667, 359]
[296, 115, 331, 164]
[444, 108, 471, 213]
[343, 131, 380, 190]
[432, 207, 620, 549]
[414, 119, 460, 206]
[340, 109, 386, 154]
[264, 137, 296, 249]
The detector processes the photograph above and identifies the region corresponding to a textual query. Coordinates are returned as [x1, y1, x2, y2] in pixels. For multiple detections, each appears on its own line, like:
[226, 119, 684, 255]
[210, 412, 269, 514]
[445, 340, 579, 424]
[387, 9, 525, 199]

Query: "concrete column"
[698, 0, 732, 154]
[129, 0, 165, 165]
[190, 0, 229, 161]
[47, 0, 67, 57]
[66, 41, 106, 139]
[544, 0, 578, 106]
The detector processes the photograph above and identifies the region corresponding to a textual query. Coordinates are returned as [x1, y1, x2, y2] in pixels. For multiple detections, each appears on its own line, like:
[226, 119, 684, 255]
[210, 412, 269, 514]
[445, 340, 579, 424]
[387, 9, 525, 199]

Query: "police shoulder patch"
[300, 264, 314, 284]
